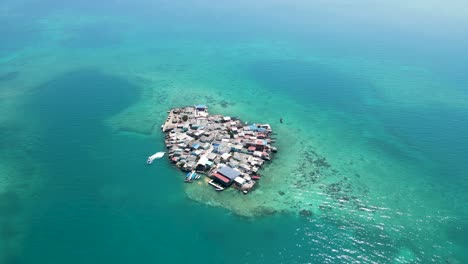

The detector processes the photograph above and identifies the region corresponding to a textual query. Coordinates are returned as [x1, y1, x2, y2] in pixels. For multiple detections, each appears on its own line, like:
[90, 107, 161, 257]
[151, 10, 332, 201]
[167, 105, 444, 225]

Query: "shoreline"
[160, 105, 277, 194]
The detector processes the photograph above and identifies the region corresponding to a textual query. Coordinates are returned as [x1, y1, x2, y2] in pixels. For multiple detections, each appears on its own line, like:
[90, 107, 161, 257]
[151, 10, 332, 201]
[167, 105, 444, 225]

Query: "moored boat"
[208, 180, 225, 191]
[185, 172, 193, 183]
[147, 152, 165, 164]
[185, 171, 198, 182]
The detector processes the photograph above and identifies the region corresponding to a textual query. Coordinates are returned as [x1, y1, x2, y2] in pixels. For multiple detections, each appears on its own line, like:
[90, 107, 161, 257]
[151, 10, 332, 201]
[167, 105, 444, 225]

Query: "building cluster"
[161, 105, 277, 193]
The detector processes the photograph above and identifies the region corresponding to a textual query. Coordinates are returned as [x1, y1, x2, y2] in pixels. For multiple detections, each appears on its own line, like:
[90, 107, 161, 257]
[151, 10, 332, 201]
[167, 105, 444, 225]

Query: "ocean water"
[1, 1, 468, 263]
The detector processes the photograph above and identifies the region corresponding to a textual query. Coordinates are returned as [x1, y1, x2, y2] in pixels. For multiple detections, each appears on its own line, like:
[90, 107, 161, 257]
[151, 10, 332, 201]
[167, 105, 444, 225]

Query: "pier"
[161, 105, 277, 194]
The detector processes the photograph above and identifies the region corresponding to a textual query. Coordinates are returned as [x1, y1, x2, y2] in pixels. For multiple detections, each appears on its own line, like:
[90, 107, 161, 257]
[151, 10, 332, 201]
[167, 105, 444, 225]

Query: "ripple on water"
[0, 71, 19, 82]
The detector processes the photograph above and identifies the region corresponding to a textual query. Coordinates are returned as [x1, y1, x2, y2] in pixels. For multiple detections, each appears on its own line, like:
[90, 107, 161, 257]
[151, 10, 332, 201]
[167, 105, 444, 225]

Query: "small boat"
[147, 152, 165, 164]
[185, 172, 193, 183]
[208, 180, 225, 191]
[185, 171, 197, 183]
[195, 174, 201, 180]
[252, 175, 261, 181]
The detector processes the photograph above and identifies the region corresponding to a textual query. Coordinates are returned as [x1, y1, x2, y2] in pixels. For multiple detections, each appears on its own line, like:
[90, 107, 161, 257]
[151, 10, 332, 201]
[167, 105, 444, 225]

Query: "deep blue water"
[248, 60, 370, 113]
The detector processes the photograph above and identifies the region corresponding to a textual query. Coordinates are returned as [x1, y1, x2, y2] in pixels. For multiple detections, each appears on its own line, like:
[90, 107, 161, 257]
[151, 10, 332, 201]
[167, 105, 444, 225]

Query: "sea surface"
[1, 1, 468, 263]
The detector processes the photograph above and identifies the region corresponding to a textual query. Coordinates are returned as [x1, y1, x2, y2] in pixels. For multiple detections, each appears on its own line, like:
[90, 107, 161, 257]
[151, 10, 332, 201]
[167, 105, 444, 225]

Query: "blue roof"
[195, 104, 207, 109]
[192, 144, 200, 149]
[248, 125, 266, 132]
[218, 166, 240, 180]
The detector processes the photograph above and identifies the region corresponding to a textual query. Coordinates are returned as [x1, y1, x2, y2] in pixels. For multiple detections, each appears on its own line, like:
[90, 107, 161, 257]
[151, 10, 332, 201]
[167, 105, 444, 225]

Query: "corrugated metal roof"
[218, 166, 240, 180]
[197, 156, 208, 165]
[234, 177, 246, 185]
[212, 173, 230, 184]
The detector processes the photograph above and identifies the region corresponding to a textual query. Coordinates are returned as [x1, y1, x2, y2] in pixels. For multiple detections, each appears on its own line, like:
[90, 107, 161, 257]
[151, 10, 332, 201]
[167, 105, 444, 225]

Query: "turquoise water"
[1, 1, 468, 263]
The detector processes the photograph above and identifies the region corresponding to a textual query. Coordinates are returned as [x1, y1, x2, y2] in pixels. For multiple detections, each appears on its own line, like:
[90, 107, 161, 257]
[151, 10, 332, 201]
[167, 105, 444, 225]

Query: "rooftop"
[218, 166, 241, 180]
[161, 105, 276, 194]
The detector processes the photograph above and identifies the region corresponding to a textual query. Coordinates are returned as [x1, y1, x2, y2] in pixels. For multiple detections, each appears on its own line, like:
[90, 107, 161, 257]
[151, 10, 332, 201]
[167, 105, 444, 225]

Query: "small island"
[161, 105, 277, 194]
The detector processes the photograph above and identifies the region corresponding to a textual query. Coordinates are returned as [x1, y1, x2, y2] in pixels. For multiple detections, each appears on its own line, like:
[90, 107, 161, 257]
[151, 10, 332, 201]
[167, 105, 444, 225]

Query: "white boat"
[208, 180, 225, 191]
[147, 152, 165, 164]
